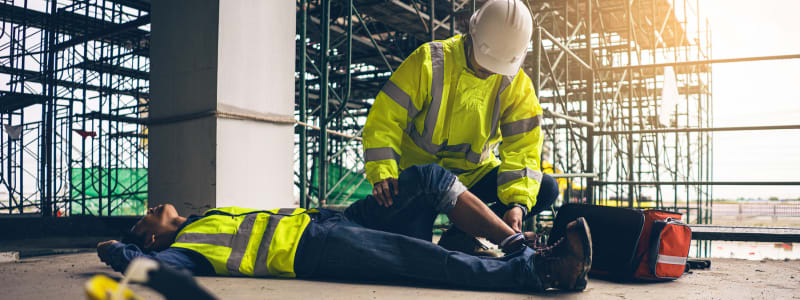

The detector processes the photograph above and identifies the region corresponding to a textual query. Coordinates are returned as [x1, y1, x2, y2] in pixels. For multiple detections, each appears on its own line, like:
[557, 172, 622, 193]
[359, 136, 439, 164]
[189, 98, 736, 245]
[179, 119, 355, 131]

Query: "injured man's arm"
[97, 205, 216, 275]
[97, 165, 592, 292]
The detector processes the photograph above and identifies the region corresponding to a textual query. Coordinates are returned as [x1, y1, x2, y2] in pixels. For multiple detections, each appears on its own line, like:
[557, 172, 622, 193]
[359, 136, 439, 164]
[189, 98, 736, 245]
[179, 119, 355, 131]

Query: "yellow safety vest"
[363, 35, 544, 210]
[170, 207, 314, 278]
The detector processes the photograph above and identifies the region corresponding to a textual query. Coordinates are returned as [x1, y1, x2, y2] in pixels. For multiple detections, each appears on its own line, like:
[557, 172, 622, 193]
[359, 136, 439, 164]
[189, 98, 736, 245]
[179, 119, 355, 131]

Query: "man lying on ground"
[96, 164, 592, 292]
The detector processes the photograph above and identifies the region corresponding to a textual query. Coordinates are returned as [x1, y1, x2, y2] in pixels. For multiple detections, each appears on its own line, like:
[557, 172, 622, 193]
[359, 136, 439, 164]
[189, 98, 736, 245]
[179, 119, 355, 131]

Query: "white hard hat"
[469, 0, 533, 76]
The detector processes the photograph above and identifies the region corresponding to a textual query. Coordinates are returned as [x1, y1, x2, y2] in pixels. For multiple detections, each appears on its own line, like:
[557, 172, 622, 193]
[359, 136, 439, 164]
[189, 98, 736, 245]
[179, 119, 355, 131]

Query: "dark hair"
[121, 225, 145, 249]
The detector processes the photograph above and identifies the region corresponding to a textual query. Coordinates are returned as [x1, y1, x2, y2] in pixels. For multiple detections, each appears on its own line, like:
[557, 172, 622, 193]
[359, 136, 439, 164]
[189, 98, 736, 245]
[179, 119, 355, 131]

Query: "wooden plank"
[690, 225, 800, 243]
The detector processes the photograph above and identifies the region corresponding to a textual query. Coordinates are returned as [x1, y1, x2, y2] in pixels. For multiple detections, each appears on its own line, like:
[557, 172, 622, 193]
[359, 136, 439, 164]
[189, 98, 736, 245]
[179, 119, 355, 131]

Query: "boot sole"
[571, 217, 593, 291]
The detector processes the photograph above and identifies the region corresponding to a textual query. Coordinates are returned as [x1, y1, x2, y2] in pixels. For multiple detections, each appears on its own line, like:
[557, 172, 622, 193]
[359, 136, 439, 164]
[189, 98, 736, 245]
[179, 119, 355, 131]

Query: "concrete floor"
[1, 252, 799, 299]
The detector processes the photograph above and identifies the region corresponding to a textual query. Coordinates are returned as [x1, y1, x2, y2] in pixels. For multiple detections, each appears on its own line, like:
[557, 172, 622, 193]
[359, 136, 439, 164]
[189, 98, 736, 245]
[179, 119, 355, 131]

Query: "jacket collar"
[452, 35, 501, 81]
[451, 35, 469, 71]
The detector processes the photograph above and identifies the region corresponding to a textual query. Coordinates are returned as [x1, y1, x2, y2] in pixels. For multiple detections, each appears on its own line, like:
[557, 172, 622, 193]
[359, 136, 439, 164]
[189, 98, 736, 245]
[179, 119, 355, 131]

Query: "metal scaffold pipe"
[596, 181, 800, 186]
[600, 54, 800, 71]
[584, 0, 595, 204]
[539, 27, 591, 70]
[299, 0, 308, 208]
[430, 0, 435, 41]
[550, 173, 597, 179]
[324, 0, 352, 126]
[543, 109, 595, 127]
[595, 124, 800, 135]
[319, 0, 331, 206]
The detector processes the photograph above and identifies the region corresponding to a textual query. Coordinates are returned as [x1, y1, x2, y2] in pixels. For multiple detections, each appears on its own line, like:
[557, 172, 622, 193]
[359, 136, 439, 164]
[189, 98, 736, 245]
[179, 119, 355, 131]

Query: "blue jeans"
[470, 167, 560, 218]
[294, 164, 544, 291]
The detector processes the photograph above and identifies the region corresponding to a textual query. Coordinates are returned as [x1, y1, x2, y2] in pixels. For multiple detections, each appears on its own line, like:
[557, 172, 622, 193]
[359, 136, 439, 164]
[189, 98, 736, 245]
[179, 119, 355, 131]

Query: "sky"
[699, 0, 800, 199]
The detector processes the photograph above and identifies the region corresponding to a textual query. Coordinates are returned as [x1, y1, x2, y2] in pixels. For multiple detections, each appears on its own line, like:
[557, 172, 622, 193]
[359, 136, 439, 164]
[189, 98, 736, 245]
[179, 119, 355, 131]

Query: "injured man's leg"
[95, 166, 591, 292]
[338, 163, 593, 290]
[343, 164, 540, 251]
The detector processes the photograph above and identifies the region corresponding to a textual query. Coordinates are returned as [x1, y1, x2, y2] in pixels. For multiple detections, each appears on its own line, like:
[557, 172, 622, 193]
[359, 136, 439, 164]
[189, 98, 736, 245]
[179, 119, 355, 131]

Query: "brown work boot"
[438, 227, 501, 257]
[531, 217, 592, 291]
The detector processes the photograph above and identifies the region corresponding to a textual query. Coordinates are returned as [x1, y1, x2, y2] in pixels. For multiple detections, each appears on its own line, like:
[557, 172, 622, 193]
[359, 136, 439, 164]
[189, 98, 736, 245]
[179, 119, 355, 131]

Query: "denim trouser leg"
[344, 164, 466, 241]
[469, 167, 560, 218]
[299, 164, 544, 290]
[311, 219, 544, 291]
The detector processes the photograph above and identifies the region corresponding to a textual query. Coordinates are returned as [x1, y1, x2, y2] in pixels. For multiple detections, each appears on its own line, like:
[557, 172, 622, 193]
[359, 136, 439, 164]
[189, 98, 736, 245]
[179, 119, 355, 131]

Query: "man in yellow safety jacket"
[363, 0, 559, 255]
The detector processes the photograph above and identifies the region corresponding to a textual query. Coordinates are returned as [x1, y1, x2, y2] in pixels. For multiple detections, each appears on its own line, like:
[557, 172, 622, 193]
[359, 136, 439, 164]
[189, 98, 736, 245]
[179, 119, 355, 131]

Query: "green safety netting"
[70, 168, 147, 216]
[311, 160, 372, 205]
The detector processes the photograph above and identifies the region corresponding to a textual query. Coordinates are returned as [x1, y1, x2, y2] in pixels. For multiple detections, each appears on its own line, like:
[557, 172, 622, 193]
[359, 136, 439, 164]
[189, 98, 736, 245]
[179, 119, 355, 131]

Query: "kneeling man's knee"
[539, 174, 559, 204]
[401, 164, 451, 193]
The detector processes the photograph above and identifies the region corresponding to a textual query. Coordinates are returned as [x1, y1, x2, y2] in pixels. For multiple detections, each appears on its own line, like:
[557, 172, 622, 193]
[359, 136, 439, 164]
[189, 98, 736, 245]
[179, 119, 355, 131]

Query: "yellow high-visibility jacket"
[170, 207, 314, 277]
[363, 35, 544, 210]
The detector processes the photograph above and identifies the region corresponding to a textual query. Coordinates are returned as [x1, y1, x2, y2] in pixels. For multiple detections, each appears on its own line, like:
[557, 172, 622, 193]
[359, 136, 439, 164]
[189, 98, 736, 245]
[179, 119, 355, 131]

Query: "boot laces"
[525, 232, 546, 248]
[529, 235, 566, 257]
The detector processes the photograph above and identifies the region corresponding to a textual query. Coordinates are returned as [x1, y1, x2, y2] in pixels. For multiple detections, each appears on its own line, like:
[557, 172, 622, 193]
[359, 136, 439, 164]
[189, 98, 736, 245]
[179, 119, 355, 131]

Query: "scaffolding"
[293, 0, 715, 226]
[0, 0, 150, 216]
[295, 0, 714, 214]
[2, 0, 799, 253]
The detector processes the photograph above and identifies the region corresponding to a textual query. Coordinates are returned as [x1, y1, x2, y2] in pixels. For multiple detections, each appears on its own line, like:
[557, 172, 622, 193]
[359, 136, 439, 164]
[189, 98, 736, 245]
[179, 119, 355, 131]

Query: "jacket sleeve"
[363, 44, 431, 184]
[496, 73, 544, 211]
[104, 242, 214, 275]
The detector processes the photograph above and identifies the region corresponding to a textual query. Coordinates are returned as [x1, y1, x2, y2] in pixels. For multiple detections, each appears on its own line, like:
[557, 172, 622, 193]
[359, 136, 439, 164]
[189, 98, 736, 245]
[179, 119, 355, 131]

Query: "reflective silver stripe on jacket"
[380, 80, 419, 119]
[500, 115, 542, 137]
[253, 208, 295, 276]
[426, 42, 446, 146]
[226, 213, 259, 276]
[404, 42, 445, 155]
[364, 147, 401, 162]
[175, 232, 234, 247]
[656, 254, 687, 266]
[497, 167, 543, 186]
[403, 43, 510, 165]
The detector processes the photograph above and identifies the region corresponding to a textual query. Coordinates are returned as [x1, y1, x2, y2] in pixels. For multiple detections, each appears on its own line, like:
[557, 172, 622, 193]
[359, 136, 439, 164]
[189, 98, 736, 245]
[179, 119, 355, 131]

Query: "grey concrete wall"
[148, 118, 217, 214]
[215, 0, 296, 209]
[150, 0, 219, 118]
[150, 0, 296, 215]
[150, 0, 220, 215]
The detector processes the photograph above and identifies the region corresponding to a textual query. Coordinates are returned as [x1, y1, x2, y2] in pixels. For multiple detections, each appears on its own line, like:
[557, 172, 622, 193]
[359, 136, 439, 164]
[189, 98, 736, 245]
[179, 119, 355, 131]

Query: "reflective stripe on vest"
[175, 232, 234, 247]
[497, 167, 543, 186]
[226, 213, 258, 276]
[252, 208, 293, 276]
[171, 207, 310, 277]
[373, 42, 513, 165]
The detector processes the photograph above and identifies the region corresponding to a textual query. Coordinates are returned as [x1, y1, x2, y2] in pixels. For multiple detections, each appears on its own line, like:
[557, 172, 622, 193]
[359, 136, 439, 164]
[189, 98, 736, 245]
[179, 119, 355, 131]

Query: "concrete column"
[150, 0, 296, 215]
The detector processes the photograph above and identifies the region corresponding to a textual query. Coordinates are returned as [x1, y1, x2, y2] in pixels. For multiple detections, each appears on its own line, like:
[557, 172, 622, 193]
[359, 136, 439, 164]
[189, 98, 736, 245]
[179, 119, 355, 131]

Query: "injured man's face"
[122, 204, 185, 252]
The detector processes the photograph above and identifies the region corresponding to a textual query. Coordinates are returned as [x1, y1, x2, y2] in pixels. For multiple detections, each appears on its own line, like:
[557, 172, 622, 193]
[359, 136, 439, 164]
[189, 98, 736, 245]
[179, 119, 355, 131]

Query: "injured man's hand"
[96, 240, 119, 265]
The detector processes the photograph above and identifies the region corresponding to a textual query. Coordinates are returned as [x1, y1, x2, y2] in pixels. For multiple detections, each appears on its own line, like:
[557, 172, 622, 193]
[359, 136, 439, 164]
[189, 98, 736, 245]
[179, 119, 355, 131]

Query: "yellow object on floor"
[84, 274, 142, 300]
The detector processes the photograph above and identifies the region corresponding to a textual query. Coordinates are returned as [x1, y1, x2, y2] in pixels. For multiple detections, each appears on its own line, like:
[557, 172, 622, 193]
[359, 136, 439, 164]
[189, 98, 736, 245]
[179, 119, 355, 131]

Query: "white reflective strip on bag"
[656, 254, 687, 266]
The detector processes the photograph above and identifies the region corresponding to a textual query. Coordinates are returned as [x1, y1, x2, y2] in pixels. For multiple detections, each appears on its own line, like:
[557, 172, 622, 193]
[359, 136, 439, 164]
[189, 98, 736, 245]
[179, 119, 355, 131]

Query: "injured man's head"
[122, 204, 186, 252]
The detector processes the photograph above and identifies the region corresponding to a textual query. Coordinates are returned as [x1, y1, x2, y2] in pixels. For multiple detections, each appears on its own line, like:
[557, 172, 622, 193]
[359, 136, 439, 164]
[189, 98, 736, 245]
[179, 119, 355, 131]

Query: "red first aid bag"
[633, 210, 693, 280]
[552, 204, 693, 281]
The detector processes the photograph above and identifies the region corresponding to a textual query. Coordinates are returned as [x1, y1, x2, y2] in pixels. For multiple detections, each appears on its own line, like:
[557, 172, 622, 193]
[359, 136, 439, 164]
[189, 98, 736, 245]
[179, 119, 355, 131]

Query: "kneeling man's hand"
[503, 207, 523, 233]
[372, 177, 399, 207]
